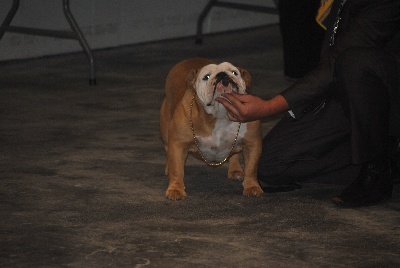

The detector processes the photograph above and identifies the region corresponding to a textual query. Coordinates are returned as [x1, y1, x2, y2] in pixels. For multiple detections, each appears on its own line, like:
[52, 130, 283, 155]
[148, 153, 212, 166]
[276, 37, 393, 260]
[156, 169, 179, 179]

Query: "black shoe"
[262, 182, 301, 193]
[331, 157, 393, 208]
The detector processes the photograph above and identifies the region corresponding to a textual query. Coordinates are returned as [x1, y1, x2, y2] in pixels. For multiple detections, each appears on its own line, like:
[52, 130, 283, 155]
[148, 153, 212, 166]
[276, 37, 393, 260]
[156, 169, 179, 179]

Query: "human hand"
[216, 92, 268, 122]
[216, 92, 289, 122]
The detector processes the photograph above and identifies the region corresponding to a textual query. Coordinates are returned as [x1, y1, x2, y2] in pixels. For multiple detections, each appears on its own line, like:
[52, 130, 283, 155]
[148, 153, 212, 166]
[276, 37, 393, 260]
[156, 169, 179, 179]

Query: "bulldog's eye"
[202, 74, 210, 81]
[232, 70, 239, 76]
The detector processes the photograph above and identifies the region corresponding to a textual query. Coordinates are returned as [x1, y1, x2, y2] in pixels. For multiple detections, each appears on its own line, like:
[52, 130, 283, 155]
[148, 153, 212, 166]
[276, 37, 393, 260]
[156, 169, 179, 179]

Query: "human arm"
[216, 93, 289, 122]
[218, 0, 399, 123]
[281, 0, 400, 119]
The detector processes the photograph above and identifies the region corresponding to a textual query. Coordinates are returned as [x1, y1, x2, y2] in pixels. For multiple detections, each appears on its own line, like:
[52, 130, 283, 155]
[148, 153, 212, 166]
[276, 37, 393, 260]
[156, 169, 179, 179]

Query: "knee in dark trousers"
[258, 48, 398, 189]
[258, 99, 352, 188]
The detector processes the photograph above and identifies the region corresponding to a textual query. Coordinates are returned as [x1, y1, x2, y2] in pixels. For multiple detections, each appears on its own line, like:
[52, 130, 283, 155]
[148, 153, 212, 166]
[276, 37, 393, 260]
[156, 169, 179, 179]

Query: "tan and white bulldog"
[160, 57, 263, 200]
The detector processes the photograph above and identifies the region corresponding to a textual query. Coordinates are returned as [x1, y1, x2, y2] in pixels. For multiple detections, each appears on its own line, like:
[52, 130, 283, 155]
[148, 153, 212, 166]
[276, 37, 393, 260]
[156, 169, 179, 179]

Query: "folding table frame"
[0, 0, 96, 85]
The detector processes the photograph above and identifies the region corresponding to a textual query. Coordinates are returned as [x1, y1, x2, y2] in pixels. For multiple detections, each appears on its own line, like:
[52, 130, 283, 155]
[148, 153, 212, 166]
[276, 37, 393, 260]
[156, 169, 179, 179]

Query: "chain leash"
[189, 90, 241, 166]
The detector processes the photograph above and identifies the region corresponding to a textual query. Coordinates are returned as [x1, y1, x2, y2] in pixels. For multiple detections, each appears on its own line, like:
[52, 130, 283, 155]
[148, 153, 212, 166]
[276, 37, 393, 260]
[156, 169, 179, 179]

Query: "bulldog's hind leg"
[165, 141, 188, 200]
[228, 153, 244, 181]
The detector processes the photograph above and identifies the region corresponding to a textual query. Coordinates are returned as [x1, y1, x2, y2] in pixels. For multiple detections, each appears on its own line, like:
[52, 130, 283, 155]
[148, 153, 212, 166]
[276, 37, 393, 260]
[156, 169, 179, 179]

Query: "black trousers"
[258, 48, 399, 187]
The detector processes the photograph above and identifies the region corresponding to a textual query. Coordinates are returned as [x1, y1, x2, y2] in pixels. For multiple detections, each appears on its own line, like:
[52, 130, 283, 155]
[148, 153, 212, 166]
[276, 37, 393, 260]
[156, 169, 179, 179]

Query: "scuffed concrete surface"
[0, 25, 399, 267]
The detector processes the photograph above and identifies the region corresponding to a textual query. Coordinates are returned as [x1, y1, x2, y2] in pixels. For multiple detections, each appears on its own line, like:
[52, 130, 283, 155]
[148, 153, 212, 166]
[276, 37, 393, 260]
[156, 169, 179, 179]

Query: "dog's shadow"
[182, 164, 243, 197]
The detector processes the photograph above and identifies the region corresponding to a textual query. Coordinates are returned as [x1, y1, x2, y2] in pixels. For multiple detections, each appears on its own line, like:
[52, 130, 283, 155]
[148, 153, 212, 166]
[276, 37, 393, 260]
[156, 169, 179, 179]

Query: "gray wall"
[0, 0, 278, 61]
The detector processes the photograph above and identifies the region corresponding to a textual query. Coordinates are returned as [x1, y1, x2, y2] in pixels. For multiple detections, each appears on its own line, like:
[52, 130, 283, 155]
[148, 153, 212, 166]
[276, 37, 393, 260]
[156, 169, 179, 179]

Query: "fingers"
[217, 92, 266, 123]
[216, 96, 240, 121]
[234, 93, 253, 102]
[227, 111, 238, 122]
[221, 92, 240, 103]
[216, 94, 237, 109]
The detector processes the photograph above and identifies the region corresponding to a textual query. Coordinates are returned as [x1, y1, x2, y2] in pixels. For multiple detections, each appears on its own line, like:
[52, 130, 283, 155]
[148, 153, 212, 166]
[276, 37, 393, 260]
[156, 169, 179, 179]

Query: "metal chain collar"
[189, 90, 241, 166]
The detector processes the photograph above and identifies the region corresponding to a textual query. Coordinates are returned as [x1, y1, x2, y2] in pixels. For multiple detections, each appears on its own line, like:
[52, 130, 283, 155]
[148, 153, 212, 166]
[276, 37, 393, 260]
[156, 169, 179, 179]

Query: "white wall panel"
[0, 0, 278, 61]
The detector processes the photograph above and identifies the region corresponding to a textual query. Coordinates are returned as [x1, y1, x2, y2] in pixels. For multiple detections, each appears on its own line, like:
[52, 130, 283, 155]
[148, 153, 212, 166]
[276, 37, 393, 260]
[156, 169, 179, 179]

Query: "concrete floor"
[0, 25, 399, 267]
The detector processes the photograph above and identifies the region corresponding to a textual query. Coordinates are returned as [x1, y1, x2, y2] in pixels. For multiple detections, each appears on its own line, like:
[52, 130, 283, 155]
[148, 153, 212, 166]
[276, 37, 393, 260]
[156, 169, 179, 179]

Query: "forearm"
[262, 95, 290, 117]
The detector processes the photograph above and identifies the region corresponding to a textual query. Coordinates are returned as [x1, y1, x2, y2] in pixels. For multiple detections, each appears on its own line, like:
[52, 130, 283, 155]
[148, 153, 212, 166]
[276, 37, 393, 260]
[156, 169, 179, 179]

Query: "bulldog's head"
[187, 62, 251, 117]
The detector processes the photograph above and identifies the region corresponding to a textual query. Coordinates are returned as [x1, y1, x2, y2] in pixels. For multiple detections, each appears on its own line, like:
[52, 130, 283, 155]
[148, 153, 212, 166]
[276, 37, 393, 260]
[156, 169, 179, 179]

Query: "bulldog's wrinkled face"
[194, 62, 249, 117]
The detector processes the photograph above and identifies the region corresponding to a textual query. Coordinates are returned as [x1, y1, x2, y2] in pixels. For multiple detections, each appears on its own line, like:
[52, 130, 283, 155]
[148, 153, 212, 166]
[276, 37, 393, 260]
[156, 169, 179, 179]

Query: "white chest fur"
[195, 119, 247, 162]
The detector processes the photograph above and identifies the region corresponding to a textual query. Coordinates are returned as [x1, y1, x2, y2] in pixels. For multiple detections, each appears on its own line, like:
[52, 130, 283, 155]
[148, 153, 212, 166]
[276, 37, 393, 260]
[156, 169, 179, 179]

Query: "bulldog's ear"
[239, 68, 252, 92]
[186, 69, 199, 90]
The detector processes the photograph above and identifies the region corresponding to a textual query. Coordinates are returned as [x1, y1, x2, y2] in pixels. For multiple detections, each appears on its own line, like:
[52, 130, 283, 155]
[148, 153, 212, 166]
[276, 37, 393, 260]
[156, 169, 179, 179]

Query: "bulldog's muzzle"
[208, 72, 238, 106]
[215, 72, 238, 90]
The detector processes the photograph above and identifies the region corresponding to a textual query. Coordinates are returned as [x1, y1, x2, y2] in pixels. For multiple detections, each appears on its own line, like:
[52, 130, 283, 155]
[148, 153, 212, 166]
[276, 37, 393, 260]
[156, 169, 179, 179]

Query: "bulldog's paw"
[243, 186, 263, 197]
[166, 188, 187, 200]
[228, 171, 244, 181]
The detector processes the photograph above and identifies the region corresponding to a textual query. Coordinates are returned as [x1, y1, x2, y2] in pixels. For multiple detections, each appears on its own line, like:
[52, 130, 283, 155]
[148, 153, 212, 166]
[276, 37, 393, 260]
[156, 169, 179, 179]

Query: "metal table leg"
[63, 0, 96, 85]
[0, 0, 19, 40]
[0, 0, 96, 85]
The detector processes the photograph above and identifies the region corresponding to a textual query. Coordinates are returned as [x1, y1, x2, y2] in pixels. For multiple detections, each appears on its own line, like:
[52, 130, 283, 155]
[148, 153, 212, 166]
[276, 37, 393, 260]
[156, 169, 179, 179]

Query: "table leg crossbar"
[0, 0, 96, 85]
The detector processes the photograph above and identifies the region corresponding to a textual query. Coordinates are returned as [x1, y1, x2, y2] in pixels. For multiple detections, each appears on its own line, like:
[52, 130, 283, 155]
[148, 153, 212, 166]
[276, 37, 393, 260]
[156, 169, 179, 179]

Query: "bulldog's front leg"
[228, 153, 244, 181]
[241, 143, 263, 197]
[165, 141, 188, 200]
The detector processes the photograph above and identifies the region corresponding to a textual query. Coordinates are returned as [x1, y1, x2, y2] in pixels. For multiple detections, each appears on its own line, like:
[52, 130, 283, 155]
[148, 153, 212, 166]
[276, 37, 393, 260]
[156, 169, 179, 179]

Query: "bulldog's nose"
[216, 72, 230, 86]
[216, 72, 228, 79]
